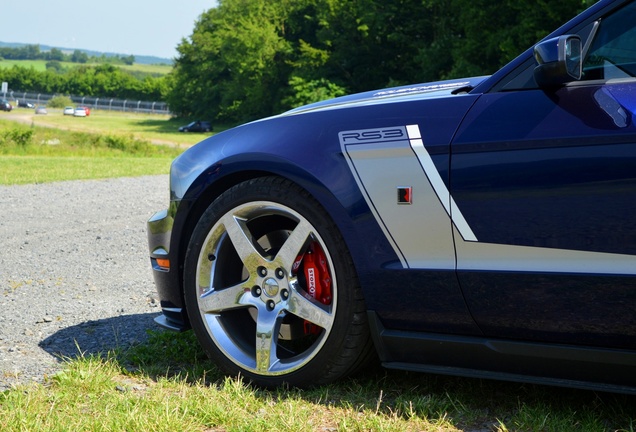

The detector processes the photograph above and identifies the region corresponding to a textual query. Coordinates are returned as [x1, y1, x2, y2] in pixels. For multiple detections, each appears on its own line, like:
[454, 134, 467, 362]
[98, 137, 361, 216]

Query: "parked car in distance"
[63, 106, 75, 115]
[147, 0, 636, 394]
[178, 120, 212, 132]
[1, 99, 13, 111]
[73, 107, 87, 117]
[34, 106, 47, 115]
[17, 100, 34, 108]
[77, 106, 90, 116]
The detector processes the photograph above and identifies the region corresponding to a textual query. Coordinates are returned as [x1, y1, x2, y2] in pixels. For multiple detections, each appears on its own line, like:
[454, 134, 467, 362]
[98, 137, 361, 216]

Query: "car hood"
[282, 76, 489, 116]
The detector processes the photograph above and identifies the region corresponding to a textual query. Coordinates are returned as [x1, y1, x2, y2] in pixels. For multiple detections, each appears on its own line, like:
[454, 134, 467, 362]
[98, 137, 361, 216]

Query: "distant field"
[118, 63, 173, 75]
[0, 59, 172, 75]
[0, 108, 215, 147]
[0, 59, 46, 71]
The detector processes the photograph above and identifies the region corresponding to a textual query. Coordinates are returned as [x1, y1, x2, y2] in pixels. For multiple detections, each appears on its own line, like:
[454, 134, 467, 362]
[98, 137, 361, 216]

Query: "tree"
[439, 0, 597, 78]
[167, 0, 297, 122]
[47, 48, 65, 62]
[282, 76, 346, 108]
[70, 50, 89, 64]
[122, 55, 135, 65]
[45, 61, 64, 73]
[22, 44, 41, 60]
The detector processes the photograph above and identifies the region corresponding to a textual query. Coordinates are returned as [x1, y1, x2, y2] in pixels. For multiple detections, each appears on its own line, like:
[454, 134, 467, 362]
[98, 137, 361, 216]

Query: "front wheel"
[184, 177, 374, 387]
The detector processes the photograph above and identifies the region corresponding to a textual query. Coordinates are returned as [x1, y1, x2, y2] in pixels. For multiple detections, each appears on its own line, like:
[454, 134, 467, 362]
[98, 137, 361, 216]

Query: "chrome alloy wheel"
[194, 201, 337, 376]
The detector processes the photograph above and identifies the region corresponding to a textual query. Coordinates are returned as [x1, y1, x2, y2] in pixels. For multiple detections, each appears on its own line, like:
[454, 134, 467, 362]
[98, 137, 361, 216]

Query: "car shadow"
[39, 312, 161, 361]
[136, 118, 230, 134]
[136, 118, 184, 133]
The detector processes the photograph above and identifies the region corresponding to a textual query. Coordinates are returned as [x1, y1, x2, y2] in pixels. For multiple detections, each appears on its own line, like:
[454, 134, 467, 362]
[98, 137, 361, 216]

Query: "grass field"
[1, 108, 212, 147]
[0, 59, 172, 75]
[0, 155, 174, 184]
[0, 114, 186, 184]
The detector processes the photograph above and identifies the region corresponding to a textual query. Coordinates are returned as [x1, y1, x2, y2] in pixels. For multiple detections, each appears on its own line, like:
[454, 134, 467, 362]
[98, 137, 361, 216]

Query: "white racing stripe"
[406, 124, 477, 242]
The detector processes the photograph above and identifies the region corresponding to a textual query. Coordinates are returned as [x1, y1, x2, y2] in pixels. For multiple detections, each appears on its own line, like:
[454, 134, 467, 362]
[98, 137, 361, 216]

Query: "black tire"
[183, 177, 374, 387]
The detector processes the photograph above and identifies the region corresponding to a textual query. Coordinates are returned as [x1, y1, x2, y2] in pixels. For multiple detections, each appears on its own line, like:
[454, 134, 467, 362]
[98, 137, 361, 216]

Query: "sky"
[1, 1, 218, 60]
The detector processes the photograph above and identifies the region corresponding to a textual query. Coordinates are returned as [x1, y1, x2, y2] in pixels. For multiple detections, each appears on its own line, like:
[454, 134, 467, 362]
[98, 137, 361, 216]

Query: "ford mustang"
[148, 0, 636, 393]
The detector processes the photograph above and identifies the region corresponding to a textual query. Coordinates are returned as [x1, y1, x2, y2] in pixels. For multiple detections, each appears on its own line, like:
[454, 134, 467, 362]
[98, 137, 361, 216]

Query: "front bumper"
[147, 208, 190, 331]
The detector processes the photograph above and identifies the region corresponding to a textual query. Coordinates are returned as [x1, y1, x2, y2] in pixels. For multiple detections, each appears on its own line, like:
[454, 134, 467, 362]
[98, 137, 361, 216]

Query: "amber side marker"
[156, 258, 170, 270]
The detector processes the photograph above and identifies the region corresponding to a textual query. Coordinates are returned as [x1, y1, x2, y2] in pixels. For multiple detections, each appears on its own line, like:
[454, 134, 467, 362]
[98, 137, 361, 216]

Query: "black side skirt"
[367, 311, 636, 395]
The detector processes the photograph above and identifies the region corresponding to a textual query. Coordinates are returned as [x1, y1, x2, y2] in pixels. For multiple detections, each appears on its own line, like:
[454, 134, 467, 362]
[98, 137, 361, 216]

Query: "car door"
[450, 1, 636, 349]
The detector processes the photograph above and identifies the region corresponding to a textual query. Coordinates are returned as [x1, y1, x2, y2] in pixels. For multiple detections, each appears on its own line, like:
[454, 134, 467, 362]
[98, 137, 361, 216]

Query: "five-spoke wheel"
[184, 177, 373, 387]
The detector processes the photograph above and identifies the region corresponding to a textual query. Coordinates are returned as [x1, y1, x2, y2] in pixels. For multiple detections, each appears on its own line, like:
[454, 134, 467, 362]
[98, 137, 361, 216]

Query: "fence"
[5, 90, 170, 115]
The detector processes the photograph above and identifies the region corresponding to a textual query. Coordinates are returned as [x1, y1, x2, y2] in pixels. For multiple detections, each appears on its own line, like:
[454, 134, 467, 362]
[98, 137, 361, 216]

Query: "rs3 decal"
[339, 128, 406, 144]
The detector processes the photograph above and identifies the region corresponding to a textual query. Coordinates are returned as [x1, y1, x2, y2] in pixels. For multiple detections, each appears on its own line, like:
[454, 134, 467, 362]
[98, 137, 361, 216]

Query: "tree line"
[0, 64, 166, 101]
[0, 44, 135, 65]
[1, 0, 594, 123]
[0, 45, 161, 101]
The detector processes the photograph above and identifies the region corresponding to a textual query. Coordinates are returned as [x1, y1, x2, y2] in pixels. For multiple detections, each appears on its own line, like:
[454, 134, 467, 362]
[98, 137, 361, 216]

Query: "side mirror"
[533, 35, 582, 87]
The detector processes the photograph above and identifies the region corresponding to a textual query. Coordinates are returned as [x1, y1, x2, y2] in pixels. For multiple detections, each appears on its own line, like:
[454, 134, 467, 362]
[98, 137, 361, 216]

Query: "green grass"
[0, 59, 172, 75]
[2, 109, 213, 147]
[0, 117, 183, 184]
[1, 330, 634, 431]
[0, 59, 49, 71]
[0, 156, 173, 184]
[117, 63, 173, 75]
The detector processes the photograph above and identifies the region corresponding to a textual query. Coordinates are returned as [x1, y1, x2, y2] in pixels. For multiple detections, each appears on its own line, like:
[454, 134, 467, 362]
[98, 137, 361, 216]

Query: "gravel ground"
[0, 175, 169, 390]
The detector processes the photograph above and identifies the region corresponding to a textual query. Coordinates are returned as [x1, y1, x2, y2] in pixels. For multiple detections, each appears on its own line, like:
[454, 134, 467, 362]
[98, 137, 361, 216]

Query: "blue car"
[148, 0, 636, 393]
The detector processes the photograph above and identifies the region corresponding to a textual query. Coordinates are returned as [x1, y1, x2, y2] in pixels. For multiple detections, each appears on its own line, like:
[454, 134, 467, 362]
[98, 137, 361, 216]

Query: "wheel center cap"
[262, 277, 279, 297]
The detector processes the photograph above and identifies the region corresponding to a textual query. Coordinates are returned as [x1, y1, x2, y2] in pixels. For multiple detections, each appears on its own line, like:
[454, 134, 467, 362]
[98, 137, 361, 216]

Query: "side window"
[583, 2, 636, 80]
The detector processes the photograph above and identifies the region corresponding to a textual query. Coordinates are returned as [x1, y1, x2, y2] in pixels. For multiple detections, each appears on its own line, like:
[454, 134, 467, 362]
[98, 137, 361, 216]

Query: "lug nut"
[258, 266, 267, 277]
[266, 300, 276, 311]
[252, 286, 262, 297]
[281, 289, 289, 300]
[275, 268, 285, 279]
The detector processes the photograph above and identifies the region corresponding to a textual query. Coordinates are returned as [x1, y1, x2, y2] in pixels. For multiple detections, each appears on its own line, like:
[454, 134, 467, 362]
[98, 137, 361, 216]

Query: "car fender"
[166, 91, 480, 320]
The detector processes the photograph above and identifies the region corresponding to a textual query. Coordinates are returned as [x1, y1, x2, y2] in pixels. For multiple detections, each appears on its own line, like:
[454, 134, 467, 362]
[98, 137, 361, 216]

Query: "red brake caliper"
[293, 242, 332, 335]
